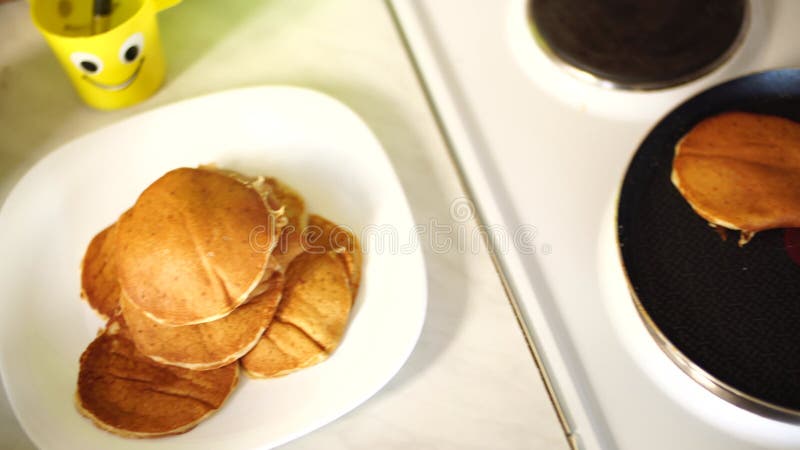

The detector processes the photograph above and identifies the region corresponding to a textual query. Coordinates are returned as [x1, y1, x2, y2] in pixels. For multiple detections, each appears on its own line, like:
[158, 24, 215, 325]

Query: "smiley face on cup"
[69, 31, 146, 92]
[32, 0, 179, 110]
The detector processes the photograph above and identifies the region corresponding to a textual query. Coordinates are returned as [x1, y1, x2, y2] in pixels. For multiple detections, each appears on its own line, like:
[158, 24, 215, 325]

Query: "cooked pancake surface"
[306, 214, 362, 297]
[267, 178, 308, 273]
[80, 223, 121, 320]
[200, 165, 283, 212]
[271, 225, 306, 274]
[121, 273, 284, 370]
[279, 252, 352, 352]
[117, 167, 275, 326]
[242, 251, 352, 377]
[241, 321, 326, 378]
[672, 112, 800, 236]
[75, 165, 364, 435]
[76, 318, 238, 438]
[198, 168, 306, 272]
[265, 177, 308, 231]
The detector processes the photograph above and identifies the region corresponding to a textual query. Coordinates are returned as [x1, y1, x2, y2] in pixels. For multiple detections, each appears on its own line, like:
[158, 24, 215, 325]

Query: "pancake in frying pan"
[672, 112, 800, 245]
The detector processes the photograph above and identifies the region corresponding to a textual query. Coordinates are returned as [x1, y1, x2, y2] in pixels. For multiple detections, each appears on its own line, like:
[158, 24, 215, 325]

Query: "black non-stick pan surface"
[617, 69, 800, 421]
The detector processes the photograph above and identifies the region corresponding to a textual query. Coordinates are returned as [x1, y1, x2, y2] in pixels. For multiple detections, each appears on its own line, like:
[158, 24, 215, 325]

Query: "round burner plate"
[529, 0, 748, 90]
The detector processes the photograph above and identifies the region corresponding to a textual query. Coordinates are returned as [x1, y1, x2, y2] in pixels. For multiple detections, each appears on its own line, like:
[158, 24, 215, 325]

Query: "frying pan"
[617, 68, 800, 423]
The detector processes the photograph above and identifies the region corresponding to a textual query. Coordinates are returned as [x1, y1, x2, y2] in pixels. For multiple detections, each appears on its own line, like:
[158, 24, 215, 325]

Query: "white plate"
[0, 86, 427, 449]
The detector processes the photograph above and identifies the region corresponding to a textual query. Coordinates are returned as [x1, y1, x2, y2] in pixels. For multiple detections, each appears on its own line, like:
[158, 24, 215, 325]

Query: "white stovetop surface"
[0, 1, 567, 449]
[397, 0, 800, 449]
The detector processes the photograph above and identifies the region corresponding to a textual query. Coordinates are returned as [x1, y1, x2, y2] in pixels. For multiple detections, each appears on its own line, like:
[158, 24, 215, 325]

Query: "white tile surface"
[0, 0, 567, 448]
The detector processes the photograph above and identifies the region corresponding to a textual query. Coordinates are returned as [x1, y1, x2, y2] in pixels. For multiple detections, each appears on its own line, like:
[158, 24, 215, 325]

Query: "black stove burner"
[617, 69, 800, 422]
[529, 0, 747, 89]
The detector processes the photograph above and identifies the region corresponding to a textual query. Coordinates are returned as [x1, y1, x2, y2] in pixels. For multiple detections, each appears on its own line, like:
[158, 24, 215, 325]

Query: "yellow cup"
[31, 0, 180, 110]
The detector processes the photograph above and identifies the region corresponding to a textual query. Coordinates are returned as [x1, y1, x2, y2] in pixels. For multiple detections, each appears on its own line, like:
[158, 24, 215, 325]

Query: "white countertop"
[0, 0, 568, 448]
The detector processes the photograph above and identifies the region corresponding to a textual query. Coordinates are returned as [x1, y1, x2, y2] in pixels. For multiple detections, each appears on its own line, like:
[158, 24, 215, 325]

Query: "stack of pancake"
[77, 167, 361, 438]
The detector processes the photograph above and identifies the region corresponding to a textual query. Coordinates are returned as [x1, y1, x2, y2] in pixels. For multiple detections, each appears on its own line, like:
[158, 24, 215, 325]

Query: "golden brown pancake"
[263, 177, 307, 273]
[197, 167, 304, 269]
[264, 177, 307, 231]
[270, 225, 307, 274]
[80, 223, 120, 320]
[241, 251, 352, 378]
[116, 168, 276, 326]
[672, 112, 800, 245]
[198, 165, 284, 212]
[172, 169, 308, 288]
[121, 273, 284, 371]
[76, 317, 238, 438]
[279, 252, 353, 352]
[306, 214, 362, 297]
[240, 321, 327, 378]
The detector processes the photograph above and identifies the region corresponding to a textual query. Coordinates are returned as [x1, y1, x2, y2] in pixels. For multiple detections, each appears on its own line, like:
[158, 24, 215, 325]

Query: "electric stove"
[390, 1, 800, 448]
